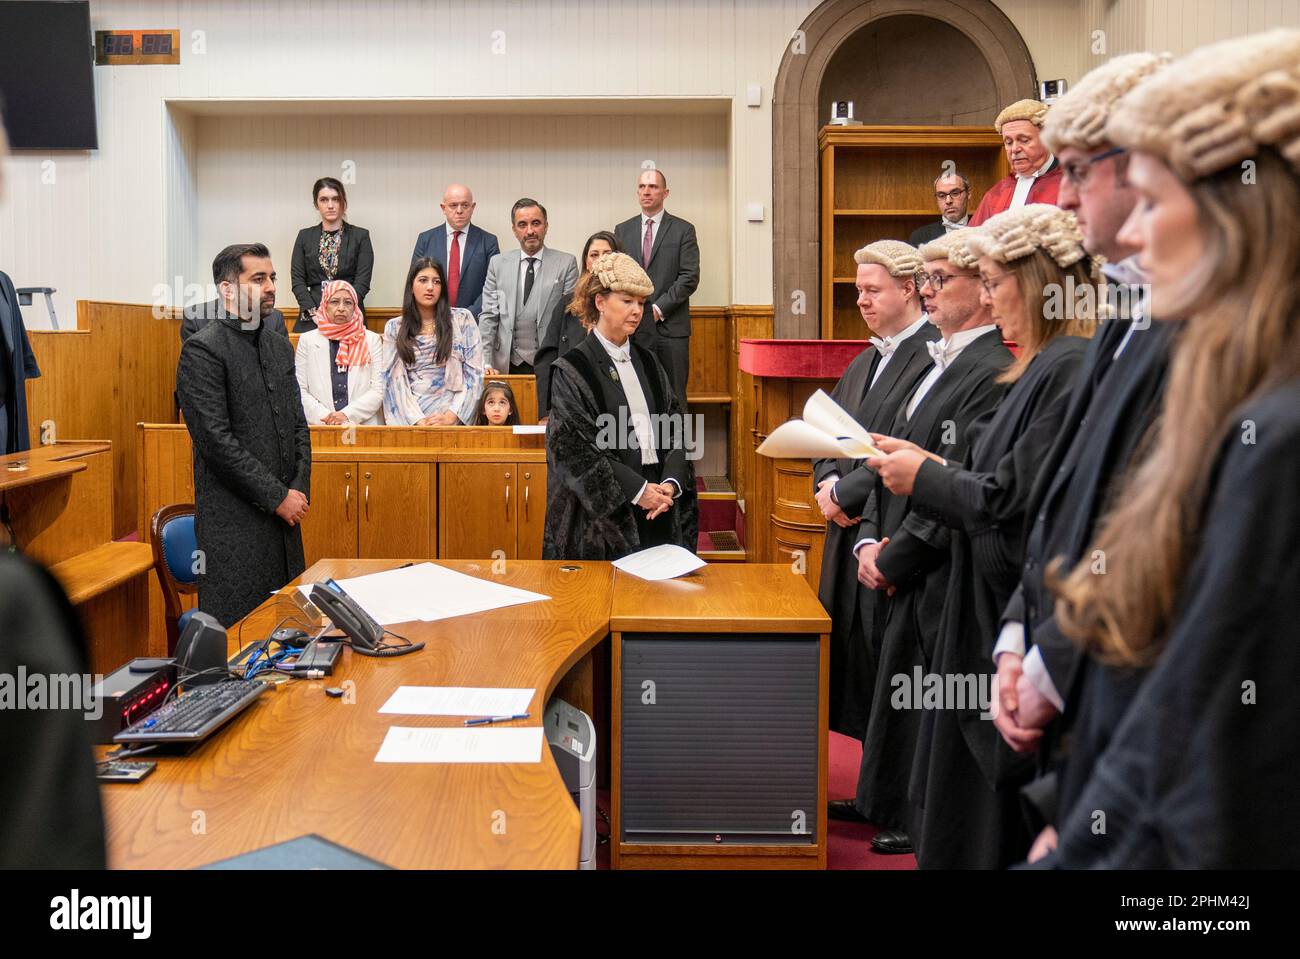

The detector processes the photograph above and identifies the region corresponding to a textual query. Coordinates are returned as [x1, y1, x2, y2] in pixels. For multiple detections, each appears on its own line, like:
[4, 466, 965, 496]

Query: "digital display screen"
[102, 33, 133, 56]
[140, 33, 172, 55]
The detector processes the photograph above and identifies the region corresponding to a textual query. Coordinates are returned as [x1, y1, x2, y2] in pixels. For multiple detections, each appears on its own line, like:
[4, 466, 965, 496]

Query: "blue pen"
[464, 713, 530, 726]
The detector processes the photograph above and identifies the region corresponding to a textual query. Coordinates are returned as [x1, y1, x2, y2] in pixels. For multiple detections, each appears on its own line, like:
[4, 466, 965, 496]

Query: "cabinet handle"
[504, 470, 512, 520]
[344, 483, 350, 519]
[365, 484, 370, 519]
[524, 472, 531, 517]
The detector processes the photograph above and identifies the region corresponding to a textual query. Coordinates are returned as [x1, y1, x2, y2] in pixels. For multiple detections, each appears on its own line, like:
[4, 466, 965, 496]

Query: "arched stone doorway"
[772, 0, 1039, 337]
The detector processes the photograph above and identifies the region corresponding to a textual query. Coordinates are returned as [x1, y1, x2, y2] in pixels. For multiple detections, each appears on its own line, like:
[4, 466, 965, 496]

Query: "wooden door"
[516, 462, 547, 560]
[300, 462, 358, 567]
[357, 463, 433, 559]
[438, 463, 516, 559]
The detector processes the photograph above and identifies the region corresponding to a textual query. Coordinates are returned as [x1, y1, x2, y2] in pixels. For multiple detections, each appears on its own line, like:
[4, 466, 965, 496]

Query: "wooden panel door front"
[357, 463, 433, 559]
[301, 462, 358, 567]
[438, 463, 516, 559]
[516, 462, 547, 560]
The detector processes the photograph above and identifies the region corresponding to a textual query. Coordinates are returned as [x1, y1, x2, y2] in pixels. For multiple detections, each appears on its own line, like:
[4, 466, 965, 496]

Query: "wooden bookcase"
[819, 125, 1008, 340]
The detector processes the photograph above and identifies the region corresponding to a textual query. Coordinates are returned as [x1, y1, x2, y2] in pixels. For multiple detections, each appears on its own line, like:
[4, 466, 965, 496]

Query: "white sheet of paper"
[512, 424, 547, 435]
[297, 562, 550, 626]
[802, 389, 881, 454]
[374, 726, 544, 764]
[756, 389, 882, 460]
[378, 686, 535, 717]
[612, 544, 707, 581]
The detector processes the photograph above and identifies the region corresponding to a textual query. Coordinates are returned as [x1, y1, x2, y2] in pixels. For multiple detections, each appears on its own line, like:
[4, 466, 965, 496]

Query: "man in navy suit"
[410, 183, 501, 317]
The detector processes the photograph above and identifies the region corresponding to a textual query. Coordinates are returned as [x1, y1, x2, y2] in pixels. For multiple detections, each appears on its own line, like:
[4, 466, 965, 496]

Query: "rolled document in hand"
[756, 389, 884, 460]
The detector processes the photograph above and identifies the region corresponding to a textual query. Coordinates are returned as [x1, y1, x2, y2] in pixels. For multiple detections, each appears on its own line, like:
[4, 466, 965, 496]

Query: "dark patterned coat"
[176, 314, 311, 627]
[543, 331, 697, 560]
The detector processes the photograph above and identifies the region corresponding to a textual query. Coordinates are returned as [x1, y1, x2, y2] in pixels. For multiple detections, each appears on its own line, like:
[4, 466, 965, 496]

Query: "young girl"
[473, 381, 520, 426]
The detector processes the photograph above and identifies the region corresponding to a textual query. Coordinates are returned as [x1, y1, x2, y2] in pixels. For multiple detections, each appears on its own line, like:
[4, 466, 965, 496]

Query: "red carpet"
[827, 731, 917, 870]
[593, 732, 915, 870]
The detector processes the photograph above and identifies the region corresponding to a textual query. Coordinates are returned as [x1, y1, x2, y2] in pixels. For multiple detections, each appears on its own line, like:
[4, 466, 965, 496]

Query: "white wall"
[189, 107, 731, 310]
[3, 0, 1296, 328]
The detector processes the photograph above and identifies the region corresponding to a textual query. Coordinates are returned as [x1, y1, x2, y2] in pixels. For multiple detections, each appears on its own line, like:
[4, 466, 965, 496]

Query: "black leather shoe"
[870, 828, 913, 854]
[827, 799, 869, 822]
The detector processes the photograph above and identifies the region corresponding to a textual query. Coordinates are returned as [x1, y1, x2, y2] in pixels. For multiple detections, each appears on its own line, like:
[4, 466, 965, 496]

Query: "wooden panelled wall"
[25, 301, 757, 541]
[25, 303, 184, 537]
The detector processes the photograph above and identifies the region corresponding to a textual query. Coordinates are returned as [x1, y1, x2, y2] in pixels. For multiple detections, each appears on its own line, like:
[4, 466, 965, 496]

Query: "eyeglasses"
[325, 297, 355, 308]
[917, 271, 976, 291]
[980, 273, 1012, 295]
[934, 188, 968, 201]
[1061, 146, 1126, 187]
[444, 202, 473, 211]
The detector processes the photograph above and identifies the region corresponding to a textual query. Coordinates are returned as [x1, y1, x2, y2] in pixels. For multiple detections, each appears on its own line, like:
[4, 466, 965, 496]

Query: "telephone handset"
[309, 578, 423, 657]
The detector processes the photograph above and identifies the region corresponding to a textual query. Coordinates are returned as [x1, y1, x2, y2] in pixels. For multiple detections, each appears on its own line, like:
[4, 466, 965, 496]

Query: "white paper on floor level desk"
[374, 726, 544, 764]
[379, 686, 535, 717]
[612, 544, 707, 580]
[299, 562, 549, 625]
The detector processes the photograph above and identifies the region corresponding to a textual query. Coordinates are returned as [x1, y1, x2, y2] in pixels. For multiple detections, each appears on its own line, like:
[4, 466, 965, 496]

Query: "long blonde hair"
[1050, 150, 1300, 666]
[997, 249, 1098, 384]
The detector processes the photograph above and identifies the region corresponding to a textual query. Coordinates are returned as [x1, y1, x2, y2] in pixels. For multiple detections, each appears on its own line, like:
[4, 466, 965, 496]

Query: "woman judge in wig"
[543, 252, 697, 560]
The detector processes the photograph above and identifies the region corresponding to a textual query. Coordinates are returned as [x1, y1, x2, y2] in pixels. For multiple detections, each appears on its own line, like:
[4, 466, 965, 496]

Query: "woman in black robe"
[865, 204, 1097, 867]
[1028, 30, 1300, 868]
[543, 252, 697, 561]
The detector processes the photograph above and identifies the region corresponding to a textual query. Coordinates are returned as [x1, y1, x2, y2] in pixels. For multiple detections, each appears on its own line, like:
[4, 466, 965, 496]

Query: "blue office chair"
[150, 503, 199, 654]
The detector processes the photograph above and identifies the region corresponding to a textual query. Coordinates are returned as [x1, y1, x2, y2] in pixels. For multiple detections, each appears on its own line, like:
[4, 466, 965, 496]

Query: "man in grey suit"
[615, 169, 699, 408]
[908, 172, 972, 247]
[181, 245, 288, 343]
[478, 198, 579, 375]
[410, 183, 501, 316]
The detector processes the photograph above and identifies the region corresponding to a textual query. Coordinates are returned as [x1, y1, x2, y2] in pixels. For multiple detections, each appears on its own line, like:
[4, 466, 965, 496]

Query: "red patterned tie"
[642, 218, 654, 266]
[448, 230, 462, 308]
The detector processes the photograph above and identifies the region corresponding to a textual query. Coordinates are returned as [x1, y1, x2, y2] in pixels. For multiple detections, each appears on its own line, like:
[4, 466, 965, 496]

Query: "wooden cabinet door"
[357, 463, 433, 559]
[438, 463, 516, 559]
[516, 462, 547, 560]
[300, 462, 358, 567]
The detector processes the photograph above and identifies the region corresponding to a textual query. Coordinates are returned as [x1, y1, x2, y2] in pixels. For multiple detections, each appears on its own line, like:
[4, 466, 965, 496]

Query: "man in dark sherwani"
[176, 243, 311, 628]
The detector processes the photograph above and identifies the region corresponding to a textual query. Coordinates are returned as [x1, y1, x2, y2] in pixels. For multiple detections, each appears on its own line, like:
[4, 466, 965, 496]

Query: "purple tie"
[642, 217, 654, 266]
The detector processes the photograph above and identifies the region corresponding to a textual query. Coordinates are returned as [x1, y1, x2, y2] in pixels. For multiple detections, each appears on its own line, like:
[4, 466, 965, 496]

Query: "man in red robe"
[969, 99, 1063, 225]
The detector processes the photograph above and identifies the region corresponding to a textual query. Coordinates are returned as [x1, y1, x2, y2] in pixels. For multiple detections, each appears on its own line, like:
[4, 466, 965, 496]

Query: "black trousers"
[509, 361, 534, 376]
[651, 335, 690, 411]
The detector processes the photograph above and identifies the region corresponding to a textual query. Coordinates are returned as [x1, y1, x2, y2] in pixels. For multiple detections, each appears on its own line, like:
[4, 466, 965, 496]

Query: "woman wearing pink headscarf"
[294, 279, 386, 425]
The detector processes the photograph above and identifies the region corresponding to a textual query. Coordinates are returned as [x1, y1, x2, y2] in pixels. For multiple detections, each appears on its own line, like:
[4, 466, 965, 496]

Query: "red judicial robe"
[969, 159, 1063, 226]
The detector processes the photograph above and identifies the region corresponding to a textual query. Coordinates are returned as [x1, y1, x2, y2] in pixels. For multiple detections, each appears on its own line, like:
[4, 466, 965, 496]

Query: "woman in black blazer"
[290, 177, 375, 332]
[534, 230, 620, 421]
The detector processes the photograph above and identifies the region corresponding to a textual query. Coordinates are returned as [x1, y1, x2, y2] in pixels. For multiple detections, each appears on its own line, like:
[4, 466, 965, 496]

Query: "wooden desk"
[609, 563, 830, 869]
[2, 441, 154, 672]
[103, 559, 614, 870]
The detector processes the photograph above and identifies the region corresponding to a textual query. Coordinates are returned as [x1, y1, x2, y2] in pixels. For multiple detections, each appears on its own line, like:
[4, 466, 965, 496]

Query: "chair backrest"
[150, 503, 197, 655]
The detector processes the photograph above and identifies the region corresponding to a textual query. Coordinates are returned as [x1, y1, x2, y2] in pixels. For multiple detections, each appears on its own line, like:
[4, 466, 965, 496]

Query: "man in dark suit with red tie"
[411, 183, 501, 317]
[615, 169, 700, 409]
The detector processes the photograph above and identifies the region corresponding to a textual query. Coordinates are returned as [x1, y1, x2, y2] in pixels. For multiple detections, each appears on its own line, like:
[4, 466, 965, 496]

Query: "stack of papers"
[297, 562, 550, 626]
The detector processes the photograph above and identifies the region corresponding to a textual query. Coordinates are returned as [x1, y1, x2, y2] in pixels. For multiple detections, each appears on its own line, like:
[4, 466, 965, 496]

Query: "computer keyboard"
[113, 679, 267, 743]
